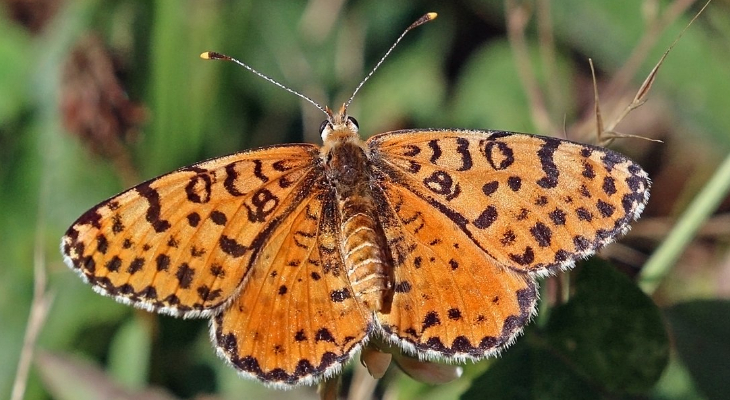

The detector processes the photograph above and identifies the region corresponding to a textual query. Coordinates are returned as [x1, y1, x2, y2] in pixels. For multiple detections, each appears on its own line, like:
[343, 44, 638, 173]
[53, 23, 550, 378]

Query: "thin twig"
[588, 59, 606, 144]
[605, 0, 710, 135]
[11, 201, 56, 400]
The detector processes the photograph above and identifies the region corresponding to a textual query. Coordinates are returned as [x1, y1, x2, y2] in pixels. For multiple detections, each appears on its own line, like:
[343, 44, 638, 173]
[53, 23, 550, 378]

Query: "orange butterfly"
[62, 13, 649, 387]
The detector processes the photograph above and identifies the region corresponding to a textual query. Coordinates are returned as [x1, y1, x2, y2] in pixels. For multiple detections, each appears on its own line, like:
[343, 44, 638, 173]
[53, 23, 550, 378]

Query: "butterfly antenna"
[344, 12, 438, 110]
[200, 51, 329, 116]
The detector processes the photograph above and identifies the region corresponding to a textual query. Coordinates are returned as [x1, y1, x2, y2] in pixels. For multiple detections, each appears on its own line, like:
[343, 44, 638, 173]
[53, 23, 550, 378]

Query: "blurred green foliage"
[1, 1, 729, 399]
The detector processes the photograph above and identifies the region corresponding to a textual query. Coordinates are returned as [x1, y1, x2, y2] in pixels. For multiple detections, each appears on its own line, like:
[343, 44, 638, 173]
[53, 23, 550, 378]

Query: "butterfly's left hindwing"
[213, 181, 372, 387]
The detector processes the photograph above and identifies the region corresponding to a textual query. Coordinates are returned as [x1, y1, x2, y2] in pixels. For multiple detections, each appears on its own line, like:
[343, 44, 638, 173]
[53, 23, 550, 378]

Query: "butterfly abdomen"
[325, 138, 392, 312]
[339, 196, 391, 311]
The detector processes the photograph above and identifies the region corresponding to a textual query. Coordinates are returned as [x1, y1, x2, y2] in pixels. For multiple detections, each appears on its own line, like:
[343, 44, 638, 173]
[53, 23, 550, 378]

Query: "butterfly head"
[320, 103, 360, 143]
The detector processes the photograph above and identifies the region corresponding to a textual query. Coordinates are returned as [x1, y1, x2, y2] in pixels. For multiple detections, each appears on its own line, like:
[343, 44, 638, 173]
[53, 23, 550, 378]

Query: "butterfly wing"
[367, 129, 649, 359]
[62, 144, 322, 318]
[369, 130, 649, 276]
[371, 180, 538, 360]
[212, 179, 372, 386]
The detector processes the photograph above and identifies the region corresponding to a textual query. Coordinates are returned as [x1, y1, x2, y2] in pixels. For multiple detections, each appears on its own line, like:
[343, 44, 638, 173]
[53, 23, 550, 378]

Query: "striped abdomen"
[339, 196, 390, 311]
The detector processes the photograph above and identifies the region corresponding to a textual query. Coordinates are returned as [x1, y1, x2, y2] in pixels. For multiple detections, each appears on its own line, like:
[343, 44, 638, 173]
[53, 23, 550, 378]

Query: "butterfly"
[61, 12, 650, 388]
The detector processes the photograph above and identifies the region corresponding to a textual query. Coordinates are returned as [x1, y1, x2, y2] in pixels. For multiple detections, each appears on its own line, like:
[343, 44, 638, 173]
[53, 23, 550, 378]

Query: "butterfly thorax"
[321, 111, 392, 313]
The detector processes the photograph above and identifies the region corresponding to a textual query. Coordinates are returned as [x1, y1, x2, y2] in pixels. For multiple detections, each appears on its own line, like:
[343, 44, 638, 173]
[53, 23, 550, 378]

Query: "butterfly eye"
[319, 120, 331, 135]
[347, 116, 359, 129]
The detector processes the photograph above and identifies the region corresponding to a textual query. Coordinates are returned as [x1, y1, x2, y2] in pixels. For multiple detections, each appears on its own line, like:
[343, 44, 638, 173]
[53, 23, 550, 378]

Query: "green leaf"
[664, 300, 730, 400]
[449, 40, 574, 135]
[462, 260, 669, 399]
[462, 337, 587, 400]
[108, 316, 153, 390]
[450, 41, 533, 133]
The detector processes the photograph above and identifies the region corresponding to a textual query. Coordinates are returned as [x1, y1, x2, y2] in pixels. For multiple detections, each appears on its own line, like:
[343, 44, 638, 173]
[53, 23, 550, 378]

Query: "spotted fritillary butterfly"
[62, 13, 649, 388]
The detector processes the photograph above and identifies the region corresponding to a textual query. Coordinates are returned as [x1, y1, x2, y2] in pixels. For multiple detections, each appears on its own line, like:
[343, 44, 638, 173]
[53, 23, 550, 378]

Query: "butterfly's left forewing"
[62, 144, 321, 317]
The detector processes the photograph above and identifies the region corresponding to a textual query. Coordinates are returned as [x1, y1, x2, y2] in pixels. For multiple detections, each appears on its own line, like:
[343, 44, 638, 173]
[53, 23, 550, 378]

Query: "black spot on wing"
[315, 328, 336, 343]
[330, 288, 351, 302]
[482, 181, 499, 196]
[294, 330, 307, 342]
[428, 139, 442, 164]
[96, 235, 108, 254]
[402, 144, 420, 157]
[187, 212, 201, 227]
[501, 230, 516, 246]
[509, 247, 535, 266]
[422, 311, 441, 331]
[185, 173, 212, 204]
[530, 222, 552, 247]
[210, 264, 225, 277]
[601, 151, 624, 172]
[175, 263, 195, 289]
[156, 254, 170, 271]
[105, 256, 122, 272]
[549, 208, 566, 225]
[534, 196, 548, 206]
[224, 162, 246, 196]
[220, 235, 247, 257]
[474, 206, 498, 229]
[576, 207, 593, 222]
[197, 285, 222, 302]
[190, 246, 206, 257]
[455, 137, 473, 171]
[507, 176, 522, 191]
[127, 257, 145, 274]
[210, 210, 228, 225]
[253, 160, 269, 183]
[111, 214, 124, 234]
[582, 161, 596, 179]
[536, 138, 560, 189]
[573, 236, 591, 251]
[603, 176, 617, 195]
[597, 200, 615, 217]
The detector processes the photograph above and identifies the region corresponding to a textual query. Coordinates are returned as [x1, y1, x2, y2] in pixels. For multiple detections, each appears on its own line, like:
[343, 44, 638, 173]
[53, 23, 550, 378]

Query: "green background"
[1, 1, 729, 399]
